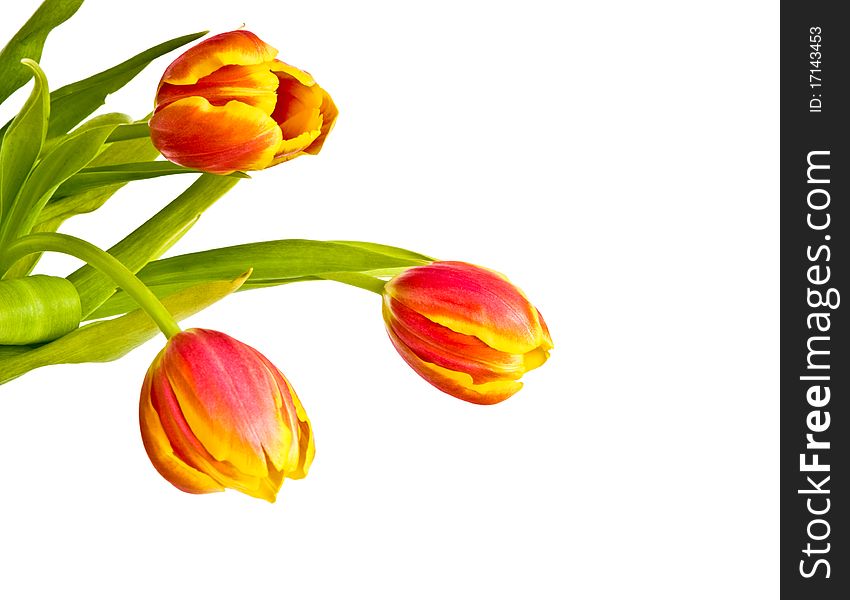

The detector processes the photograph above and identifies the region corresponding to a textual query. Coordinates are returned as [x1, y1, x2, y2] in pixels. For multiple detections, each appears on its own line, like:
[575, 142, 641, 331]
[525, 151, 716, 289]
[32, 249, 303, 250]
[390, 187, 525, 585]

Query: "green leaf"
[45, 30, 206, 138]
[38, 117, 159, 226]
[0, 346, 30, 359]
[52, 161, 247, 199]
[68, 173, 241, 317]
[0, 272, 250, 385]
[0, 60, 48, 227]
[0, 275, 80, 345]
[331, 240, 440, 264]
[3, 122, 118, 246]
[4, 119, 160, 279]
[40, 111, 131, 155]
[104, 121, 151, 143]
[0, 0, 82, 106]
[88, 239, 434, 319]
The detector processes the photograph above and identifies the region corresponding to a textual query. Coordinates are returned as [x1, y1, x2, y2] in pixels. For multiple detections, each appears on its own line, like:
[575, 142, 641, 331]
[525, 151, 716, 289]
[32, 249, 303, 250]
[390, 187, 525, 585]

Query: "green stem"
[319, 272, 387, 294]
[0, 233, 182, 339]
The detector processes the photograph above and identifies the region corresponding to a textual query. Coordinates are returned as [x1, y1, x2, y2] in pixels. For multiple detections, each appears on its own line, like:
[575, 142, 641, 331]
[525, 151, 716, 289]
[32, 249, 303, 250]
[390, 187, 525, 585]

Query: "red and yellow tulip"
[149, 30, 337, 174]
[382, 261, 553, 405]
[139, 328, 314, 501]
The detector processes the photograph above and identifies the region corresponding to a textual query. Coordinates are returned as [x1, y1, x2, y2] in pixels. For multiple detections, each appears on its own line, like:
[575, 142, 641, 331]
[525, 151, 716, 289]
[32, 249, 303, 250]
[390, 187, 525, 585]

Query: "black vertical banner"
[781, 3, 850, 598]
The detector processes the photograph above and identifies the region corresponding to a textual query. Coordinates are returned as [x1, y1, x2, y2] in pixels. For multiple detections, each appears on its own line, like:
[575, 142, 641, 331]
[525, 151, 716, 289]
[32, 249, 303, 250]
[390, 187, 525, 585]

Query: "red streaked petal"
[383, 296, 525, 384]
[139, 362, 224, 495]
[162, 330, 290, 481]
[386, 326, 522, 405]
[149, 353, 264, 492]
[149, 97, 281, 174]
[156, 63, 279, 115]
[250, 348, 315, 478]
[160, 30, 278, 86]
[386, 262, 546, 355]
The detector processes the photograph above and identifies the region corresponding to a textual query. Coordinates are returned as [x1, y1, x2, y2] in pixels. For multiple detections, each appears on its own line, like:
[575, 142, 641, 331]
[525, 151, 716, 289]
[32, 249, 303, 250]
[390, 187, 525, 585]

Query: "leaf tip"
[233, 269, 253, 287]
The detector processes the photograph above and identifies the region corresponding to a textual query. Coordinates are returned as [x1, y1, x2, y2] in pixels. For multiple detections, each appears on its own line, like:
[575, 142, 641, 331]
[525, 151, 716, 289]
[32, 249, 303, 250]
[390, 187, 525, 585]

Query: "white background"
[0, 1, 778, 598]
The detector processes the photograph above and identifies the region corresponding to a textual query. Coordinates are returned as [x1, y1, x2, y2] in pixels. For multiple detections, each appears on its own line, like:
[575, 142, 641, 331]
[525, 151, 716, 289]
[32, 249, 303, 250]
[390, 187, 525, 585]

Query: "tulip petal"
[156, 63, 280, 115]
[386, 262, 546, 355]
[536, 308, 554, 351]
[384, 296, 525, 384]
[387, 326, 522, 404]
[160, 30, 278, 86]
[250, 348, 315, 477]
[150, 97, 282, 174]
[303, 87, 339, 155]
[139, 366, 224, 495]
[257, 471, 285, 503]
[149, 352, 274, 495]
[275, 83, 322, 138]
[269, 59, 315, 86]
[269, 72, 324, 160]
[162, 330, 291, 482]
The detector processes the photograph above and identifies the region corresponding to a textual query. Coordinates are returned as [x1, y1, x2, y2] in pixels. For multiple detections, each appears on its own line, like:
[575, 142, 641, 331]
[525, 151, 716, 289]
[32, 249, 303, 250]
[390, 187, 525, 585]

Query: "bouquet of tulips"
[0, 0, 553, 502]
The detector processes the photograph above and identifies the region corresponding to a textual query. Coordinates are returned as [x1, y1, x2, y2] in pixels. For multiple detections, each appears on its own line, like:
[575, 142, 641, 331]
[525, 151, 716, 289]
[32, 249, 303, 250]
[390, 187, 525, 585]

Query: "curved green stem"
[318, 272, 387, 294]
[1, 233, 181, 339]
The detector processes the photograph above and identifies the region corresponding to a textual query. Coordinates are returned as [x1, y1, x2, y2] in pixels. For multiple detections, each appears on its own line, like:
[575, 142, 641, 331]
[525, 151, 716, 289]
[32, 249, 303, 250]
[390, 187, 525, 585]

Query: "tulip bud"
[140, 328, 314, 501]
[149, 30, 337, 174]
[382, 261, 553, 405]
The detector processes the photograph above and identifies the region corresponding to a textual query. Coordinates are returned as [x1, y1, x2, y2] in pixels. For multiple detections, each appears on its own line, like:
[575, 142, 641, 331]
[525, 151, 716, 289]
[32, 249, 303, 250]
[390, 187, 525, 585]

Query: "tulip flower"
[382, 261, 553, 405]
[140, 328, 314, 501]
[149, 30, 337, 174]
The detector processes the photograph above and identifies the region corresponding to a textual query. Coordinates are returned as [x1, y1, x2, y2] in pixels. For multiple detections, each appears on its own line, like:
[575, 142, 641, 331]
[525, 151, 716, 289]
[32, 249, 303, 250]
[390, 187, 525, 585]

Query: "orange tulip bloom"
[383, 262, 553, 405]
[140, 328, 314, 501]
[149, 30, 337, 174]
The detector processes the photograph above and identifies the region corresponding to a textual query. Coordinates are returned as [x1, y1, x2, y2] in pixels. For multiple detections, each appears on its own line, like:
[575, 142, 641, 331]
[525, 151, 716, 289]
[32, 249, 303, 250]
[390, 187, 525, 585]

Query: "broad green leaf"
[89, 239, 433, 319]
[0, 272, 249, 385]
[4, 122, 118, 246]
[53, 161, 247, 199]
[68, 173, 241, 317]
[0, 60, 48, 227]
[45, 31, 206, 138]
[0, 0, 82, 106]
[0, 275, 80, 345]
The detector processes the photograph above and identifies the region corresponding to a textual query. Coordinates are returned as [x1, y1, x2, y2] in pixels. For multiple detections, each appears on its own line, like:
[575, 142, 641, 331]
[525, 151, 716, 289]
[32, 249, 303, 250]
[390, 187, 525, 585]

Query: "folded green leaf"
[0, 272, 249, 385]
[53, 161, 247, 199]
[68, 173, 241, 318]
[0, 275, 81, 345]
[0, 60, 48, 228]
[0, 0, 82, 106]
[44, 31, 206, 138]
[89, 239, 434, 319]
